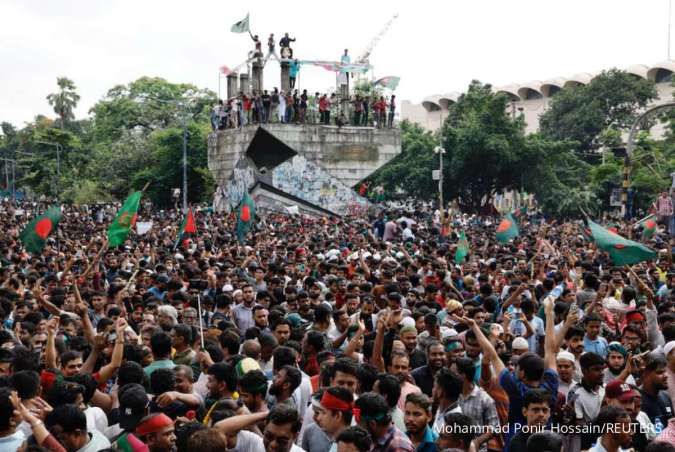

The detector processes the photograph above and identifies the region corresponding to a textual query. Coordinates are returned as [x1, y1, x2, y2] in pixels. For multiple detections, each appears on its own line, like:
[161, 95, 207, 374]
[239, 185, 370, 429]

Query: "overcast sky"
[1, 0, 674, 127]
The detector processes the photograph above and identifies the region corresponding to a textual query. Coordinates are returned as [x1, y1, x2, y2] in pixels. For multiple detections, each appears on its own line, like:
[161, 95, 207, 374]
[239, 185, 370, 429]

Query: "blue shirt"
[406, 426, 438, 452]
[583, 335, 608, 358]
[499, 367, 559, 440]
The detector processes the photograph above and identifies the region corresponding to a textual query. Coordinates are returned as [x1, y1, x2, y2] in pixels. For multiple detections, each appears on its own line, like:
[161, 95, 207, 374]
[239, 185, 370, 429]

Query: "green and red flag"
[588, 220, 656, 265]
[496, 212, 519, 244]
[638, 215, 657, 240]
[175, 208, 197, 249]
[236, 192, 256, 244]
[20, 207, 62, 254]
[108, 191, 142, 248]
[455, 230, 469, 264]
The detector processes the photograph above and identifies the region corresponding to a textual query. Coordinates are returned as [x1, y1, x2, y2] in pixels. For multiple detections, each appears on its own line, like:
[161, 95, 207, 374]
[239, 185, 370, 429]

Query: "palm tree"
[46, 77, 80, 129]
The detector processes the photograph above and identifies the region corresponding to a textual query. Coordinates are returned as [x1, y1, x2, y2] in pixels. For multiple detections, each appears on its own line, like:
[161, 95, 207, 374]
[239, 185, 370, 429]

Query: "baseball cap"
[605, 380, 639, 402]
[119, 383, 149, 430]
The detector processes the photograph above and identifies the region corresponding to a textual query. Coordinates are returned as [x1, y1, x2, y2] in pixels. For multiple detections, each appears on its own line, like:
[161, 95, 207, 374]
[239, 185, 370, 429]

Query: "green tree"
[46, 77, 81, 129]
[365, 120, 437, 199]
[87, 77, 216, 201]
[441, 81, 531, 210]
[539, 69, 656, 155]
[131, 123, 214, 207]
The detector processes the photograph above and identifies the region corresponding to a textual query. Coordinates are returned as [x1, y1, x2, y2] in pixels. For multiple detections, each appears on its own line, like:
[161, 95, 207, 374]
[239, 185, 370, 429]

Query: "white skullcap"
[665, 341, 675, 357]
[512, 337, 529, 351]
[557, 351, 576, 363]
[222, 284, 234, 292]
[400, 317, 416, 329]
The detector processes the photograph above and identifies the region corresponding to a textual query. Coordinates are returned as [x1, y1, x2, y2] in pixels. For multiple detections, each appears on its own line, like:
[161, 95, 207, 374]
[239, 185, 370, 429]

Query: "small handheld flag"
[236, 193, 256, 244]
[455, 230, 469, 264]
[108, 191, 142, 248]
[496, 212, 519, 244]
[175, 208, 197, 249]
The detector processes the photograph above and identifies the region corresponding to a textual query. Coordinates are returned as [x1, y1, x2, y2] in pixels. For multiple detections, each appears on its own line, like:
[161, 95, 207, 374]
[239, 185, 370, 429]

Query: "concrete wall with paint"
[272, 155, 369, 215]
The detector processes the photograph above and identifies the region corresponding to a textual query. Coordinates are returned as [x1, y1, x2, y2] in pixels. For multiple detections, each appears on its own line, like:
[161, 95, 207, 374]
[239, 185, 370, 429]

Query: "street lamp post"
[434, 145, 446, 222]
[181, 114, 188, 213]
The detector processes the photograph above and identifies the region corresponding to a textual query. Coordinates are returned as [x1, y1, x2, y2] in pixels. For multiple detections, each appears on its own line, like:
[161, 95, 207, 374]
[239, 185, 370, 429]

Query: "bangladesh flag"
[496, 212, 519, 244]
[455, 230, 469, 264]
[236, 192, 256, 244]
[639, 215, 657, 240]
[20, 207, 62, 254]
[589, 220, 656, 265]
[108, 191, 142, 248]
[230, 13, 250, 33]
[175, 208, 197, 249]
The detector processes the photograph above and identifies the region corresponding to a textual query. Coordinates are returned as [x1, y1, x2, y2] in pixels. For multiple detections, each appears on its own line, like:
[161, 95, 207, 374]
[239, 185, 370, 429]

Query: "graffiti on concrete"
[215, 163, 257, 213]
[272, 155, 368, 215]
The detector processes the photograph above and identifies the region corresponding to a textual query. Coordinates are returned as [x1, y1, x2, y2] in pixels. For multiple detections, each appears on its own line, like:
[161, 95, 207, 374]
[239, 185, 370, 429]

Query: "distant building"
[402, 61, 675, 134]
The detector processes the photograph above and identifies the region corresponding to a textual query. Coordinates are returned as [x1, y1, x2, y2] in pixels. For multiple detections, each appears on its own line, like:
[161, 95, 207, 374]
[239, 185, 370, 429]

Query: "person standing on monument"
[262, 90, 271, 124]
[653, 191, 674, 234]
[388, 95, 396, 128]
[278, 90, 287, 123]
[289, 59, 300, 89]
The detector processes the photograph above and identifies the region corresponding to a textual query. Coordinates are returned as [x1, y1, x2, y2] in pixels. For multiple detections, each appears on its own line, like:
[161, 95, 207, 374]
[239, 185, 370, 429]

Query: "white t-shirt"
[85, 406, 108, 433]
[78, 430, 111, 452]
[229, 430, 306, 452]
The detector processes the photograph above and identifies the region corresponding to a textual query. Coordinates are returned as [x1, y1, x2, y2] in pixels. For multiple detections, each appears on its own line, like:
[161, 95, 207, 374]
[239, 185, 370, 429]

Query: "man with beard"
[604, 342, 636, 385]
[202, 362, 237, 424]
[456, 357, 498, 452]
[566, 352, 606, 450]
[355, 392, 414, 452]
[212, 404, 306, 452]
[315, 386, 354, 451]
[564, 326, 585, 380]
[297, 291, 312, 321]
[621, 325, 644, 354]
[270, 365, 302, 409]
[412, 340, 446, 397]
[345, 294, 360, 317]
[431, 368, 463, 432]
[604, 380, 656, 450]
[556, 351, 578, 398]
[272, 319, 292, 346]
[238, 369, 268, 415]
[253, 305, 270, 333]
[399, 325, 426, 369]
[404, 392, 437, 451]
[387, 351, 422, 410]
[232, 283, 257, 335]
[640, 353, 674, 426]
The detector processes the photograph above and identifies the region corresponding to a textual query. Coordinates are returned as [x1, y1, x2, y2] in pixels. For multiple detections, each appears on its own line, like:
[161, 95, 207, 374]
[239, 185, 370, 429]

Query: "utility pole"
[182, 113, 188, 213]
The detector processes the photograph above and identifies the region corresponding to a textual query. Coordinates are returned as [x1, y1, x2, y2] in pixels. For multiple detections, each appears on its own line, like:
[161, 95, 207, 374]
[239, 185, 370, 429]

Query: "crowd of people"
[211, 91, 397, 130]
[0, 198, 675, 452]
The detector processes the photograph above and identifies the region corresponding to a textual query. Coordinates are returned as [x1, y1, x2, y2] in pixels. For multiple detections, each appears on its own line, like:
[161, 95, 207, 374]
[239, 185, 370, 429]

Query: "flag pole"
[197, 294, 205, 349]
[631, 213, 655, 228]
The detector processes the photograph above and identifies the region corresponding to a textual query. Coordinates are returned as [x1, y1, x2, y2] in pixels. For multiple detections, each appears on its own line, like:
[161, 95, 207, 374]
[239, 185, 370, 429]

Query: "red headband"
[320, 391, 353, 412]
[626, 312, 645, 322]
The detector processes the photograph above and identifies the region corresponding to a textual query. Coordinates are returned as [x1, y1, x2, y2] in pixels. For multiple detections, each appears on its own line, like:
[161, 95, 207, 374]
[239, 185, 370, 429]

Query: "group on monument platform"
[211, 91, 396, 130]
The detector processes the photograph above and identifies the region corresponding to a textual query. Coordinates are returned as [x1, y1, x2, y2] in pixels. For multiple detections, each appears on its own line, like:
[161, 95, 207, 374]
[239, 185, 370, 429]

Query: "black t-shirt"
[640, 388, 674, 425]
[262, 94, 271, 107]
[507, 431, 530, 452]
[301, 94, 308, 107]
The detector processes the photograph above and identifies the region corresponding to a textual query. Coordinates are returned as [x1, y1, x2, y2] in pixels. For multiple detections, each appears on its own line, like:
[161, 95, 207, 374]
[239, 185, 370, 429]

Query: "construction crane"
[355, 13, 399, 65]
